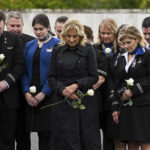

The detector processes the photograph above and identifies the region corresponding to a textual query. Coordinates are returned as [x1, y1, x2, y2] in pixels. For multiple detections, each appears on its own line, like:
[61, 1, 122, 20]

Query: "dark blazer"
[0, 31, 24, 108]
[48, 43, 101, 150]
[18, 33, 35, 100]
[20, 33, 35, 50]
[21, 37, 60, 96]
[94, 45, 108, 112]
[107, 52, 122, 111]
[112, 49, 150, 111]
[48, 43, 98, 94]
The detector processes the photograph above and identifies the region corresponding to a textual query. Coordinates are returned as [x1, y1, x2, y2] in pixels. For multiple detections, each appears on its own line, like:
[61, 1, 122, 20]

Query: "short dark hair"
[0, 11, 6, 23]
[83, 25, 93, 40]
[55, 16, 69, 25]
[32, 14, 50, 28]
[142, 17, 150, 28]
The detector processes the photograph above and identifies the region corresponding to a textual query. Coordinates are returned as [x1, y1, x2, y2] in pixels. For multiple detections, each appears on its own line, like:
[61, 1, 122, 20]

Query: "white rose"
[0, 54, 5, 61]
[29, 86, 36, 94]
[105, 48, 111, 54]
[87, 89, 94, 96]
[126, 78, 134, 86]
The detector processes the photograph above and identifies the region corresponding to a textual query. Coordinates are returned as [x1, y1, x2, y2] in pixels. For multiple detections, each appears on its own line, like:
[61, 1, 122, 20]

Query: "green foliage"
[62, 0, 94, 9]
[119, 0, 144, 8]
[0, 0, 150, 9]
[0, 0, 33, 9]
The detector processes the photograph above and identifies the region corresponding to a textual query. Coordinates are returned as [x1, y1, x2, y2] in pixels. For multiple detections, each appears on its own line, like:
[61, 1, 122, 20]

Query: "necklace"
[39, 33, 50, 42]
[38, 35, 51, 48]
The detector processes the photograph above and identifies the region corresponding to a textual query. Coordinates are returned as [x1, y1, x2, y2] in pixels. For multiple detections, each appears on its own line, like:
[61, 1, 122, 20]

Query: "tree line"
[0, 0, 150, 9]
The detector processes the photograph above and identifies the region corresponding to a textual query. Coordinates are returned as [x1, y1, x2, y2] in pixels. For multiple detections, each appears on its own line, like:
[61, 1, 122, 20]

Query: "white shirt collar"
[122, 52, 135, 73]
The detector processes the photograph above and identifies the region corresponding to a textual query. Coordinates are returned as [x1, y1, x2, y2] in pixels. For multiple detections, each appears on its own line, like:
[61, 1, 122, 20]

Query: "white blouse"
[122, 52, 135, 73]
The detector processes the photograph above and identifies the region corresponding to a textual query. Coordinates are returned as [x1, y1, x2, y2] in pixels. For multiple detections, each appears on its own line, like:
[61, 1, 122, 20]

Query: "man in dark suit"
[0, 11, 24, 150]
[6, 11, 35, 150]
[6, 11, 35, 49]
[142, 17, 150, 50]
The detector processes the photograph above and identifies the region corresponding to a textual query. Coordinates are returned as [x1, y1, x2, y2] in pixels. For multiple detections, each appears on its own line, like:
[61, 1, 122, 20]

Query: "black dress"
[48, 44, 101, 150]
[112, 49, 150, 142]
[26, 47, 52, 132]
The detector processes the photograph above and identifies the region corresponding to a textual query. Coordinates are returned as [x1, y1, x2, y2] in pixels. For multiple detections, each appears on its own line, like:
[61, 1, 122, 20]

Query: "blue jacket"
[21, 37, 60, 95]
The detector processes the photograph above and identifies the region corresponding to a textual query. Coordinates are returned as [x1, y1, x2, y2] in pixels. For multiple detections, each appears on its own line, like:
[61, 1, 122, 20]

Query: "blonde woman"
[94, 18, 118, 150]
[48, 18, 101, 150]
[94, 18, 118, 54]
[112, 25, 150, 150]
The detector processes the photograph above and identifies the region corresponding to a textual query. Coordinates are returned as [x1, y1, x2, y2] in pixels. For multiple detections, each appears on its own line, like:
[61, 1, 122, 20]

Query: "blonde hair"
[60, 18, 86, 46]
[118, 25, 146, 48]
[113, 24, 128, 53]
[96, 18, 118, 44]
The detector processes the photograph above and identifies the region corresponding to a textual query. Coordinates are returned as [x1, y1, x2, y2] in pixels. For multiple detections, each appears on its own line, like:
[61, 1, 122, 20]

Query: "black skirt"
[26, 96, 52, 132]
[119, 105, 150, 142]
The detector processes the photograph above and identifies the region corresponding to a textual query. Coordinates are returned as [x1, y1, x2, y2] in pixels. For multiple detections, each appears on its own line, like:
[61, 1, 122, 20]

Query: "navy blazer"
[48, 43, 98, 94]
[111, 49, 150, 111]
[21, 37, 60, 95]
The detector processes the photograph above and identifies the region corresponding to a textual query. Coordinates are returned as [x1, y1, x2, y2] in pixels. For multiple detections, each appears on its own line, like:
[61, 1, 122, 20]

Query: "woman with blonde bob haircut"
[118, 25, 146, 48]
[60, 18, 86, 46]
[48, 18, 101, 150]
[112, 25, 150, 150]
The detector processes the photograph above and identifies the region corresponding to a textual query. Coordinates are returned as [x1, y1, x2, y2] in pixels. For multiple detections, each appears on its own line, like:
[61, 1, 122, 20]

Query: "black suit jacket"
[0, 31, 24, 108]
[20, 33, 35, 50]
[111, 49, 150, 111]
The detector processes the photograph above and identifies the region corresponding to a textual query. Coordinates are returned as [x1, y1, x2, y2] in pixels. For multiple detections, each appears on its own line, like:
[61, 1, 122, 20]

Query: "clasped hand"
[25, 92, 46, 107]
[62, 83, 79, 100]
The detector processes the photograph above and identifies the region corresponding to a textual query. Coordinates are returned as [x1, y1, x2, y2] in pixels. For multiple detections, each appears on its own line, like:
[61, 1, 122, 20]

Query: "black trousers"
[15, 107, 31, 150]
[38, 131, 51, 150]
[0, 108, 17, 150]
[15, 131, 30, 150]
[16, 131, 51, 150]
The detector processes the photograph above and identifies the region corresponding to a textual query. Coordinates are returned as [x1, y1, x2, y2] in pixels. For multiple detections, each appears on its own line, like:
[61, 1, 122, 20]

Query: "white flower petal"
[30, 86, 36, 94]
[105, 48, 111, 54]
[126, 78, 134, 87]
[0, 54, 5, 61]
[87, 89, 94, 96]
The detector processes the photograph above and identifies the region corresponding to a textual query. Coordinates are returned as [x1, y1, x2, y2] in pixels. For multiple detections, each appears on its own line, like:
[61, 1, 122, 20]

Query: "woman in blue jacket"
[21, 14, 60, 150]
